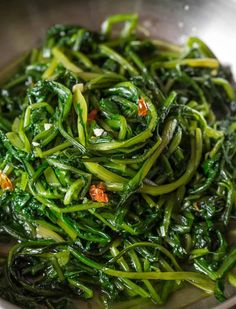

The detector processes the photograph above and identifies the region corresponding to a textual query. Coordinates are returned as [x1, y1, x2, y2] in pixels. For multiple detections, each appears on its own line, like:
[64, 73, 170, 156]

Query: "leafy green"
[0, 13, 236, 309]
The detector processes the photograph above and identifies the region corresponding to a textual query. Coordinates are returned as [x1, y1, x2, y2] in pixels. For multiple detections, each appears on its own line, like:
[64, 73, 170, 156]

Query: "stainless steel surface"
[0, 0, 236, 308]
[0, 0, 236, 75]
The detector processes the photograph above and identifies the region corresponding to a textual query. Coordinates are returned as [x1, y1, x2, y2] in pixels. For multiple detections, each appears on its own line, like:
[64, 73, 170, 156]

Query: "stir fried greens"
[0, 13, 236, 309]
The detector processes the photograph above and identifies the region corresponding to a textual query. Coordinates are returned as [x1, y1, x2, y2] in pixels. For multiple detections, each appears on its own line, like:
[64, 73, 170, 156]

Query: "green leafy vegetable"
[0, 13, 236, 309]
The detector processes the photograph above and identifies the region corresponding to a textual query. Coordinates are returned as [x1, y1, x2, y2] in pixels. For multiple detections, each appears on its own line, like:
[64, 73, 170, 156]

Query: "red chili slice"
[138, 98, 148, 116]
[89, 182, 108, 203]
[88, 109, 98, 121]
[0, 171, 13, 191]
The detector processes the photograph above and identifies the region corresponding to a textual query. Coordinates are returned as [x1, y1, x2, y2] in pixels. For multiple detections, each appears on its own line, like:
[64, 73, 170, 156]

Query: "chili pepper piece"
[89, 182, 108, 203]
[138, 98, 148, 116]
[88, 109, 98, 122]
[0, 171, 13, 191]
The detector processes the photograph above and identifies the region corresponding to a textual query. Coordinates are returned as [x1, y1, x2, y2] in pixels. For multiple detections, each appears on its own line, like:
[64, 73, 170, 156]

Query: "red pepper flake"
[88, 109, 98, 122]
[0, 171, 13, 191]
[89, 182, 108, 203]
[138, 98, 148, 116]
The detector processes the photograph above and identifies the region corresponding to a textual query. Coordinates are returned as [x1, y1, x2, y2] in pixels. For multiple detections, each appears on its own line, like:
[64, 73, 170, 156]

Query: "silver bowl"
[0, 0, 236, 308]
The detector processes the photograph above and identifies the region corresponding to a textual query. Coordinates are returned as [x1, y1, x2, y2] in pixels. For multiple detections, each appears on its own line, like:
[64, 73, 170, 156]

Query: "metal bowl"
[0, 0, 236, 76]
[0, 0, 236, 308]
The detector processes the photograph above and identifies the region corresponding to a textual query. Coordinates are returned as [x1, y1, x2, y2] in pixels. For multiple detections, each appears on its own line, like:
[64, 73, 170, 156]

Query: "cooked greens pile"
[1, 14, 236, 309]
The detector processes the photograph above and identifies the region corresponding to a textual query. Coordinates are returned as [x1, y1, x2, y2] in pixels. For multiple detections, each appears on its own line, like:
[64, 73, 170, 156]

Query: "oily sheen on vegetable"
[0, 14, 236, 309]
